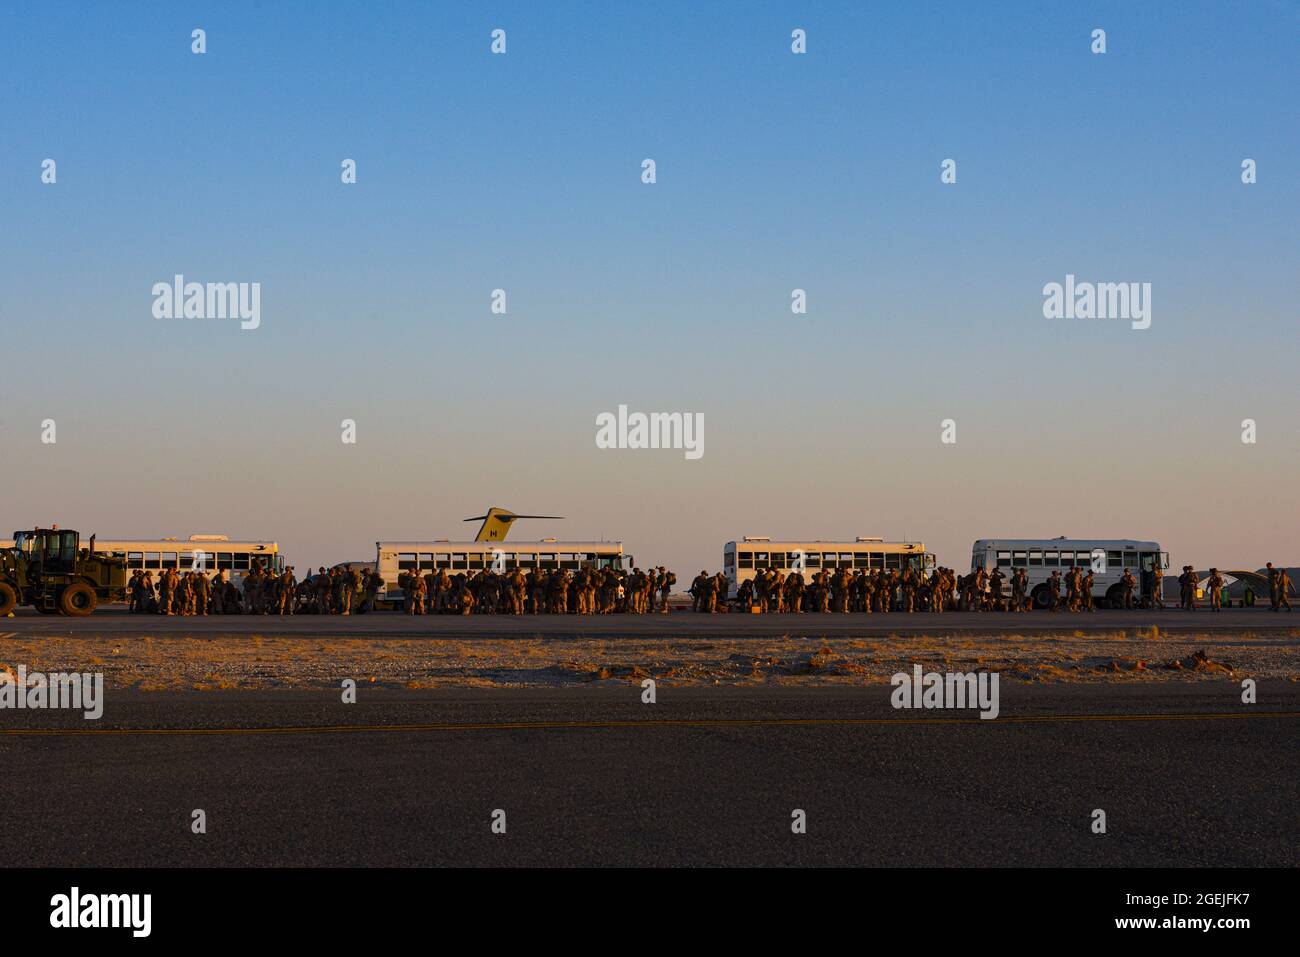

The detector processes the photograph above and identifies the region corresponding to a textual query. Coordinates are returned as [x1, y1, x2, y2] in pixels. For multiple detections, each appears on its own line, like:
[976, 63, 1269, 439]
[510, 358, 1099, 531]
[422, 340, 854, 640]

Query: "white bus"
[969, 538, 1169, 608]
[1, 535, 284, 588]
[723, 537, 932, 600]
[374, 539, 632, 605]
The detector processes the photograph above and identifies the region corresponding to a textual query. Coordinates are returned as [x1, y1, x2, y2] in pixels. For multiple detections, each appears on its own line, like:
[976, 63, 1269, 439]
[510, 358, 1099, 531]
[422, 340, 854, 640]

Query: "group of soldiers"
[691, 565, 1145, 614]
[395, 565, 676, 615]
[126, 562, 385, 616]
[695, 567, 973, 614]
[123, 557, 1295, 617]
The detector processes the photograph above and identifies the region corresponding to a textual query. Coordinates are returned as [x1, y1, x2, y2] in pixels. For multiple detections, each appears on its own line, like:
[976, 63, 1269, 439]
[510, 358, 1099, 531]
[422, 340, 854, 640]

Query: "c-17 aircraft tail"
[463, 508, 563, 542]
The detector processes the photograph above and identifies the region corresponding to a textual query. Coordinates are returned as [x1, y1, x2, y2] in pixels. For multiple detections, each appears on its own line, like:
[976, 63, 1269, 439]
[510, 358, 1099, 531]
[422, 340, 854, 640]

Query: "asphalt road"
[3, 605, 1293, 638]
[1, 684, 1295, 866]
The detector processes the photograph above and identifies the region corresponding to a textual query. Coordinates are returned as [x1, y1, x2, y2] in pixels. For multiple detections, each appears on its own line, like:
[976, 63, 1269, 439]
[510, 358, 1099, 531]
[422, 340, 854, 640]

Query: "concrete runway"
[3, 605, 1293, 638]
[1, 684, 1295, 866]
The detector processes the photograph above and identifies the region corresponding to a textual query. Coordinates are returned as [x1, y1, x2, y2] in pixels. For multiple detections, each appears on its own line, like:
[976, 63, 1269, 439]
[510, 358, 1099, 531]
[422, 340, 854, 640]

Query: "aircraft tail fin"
[463, 508, 563, 542]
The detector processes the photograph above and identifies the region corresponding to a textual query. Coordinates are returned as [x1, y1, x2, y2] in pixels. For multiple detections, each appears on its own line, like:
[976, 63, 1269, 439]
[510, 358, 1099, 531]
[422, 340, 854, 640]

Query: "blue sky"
[2, 1, 1296, 574]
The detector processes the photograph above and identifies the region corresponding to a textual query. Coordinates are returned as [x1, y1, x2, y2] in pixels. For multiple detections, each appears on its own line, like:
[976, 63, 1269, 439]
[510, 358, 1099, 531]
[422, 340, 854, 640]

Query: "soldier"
[1266, 562, 1279, 611]
[689, 572, 707, 613]
[243, 567, 261, 616]
[1047, 569, 1062, 612]
[699, 572, 716, 614]
[277, 567, 296, 615]
[158, 568, 175, 615]
[1009, 567, 1026, 612]
[1277, 567, 1292, 611]
[1151, 561, 1165, 609]
[988, 567, 1006, 612]
[182, 572, 197, 616]
[456, 578, 476, 615]
[1205, 568, 1224, 612]
[1185, 564, 1201, 608]
[784, 571, 804, 614]
[901, 567, 917, 613]
[1065, 566, 1081, 612]
[1081, 569, 1095, 612]
[337, 566, 355, 615]
[194, 570, 210, 616]
[408, 572, 427, 614]
[1119, 567, 1138, 609]
[658, 568, 675, 613]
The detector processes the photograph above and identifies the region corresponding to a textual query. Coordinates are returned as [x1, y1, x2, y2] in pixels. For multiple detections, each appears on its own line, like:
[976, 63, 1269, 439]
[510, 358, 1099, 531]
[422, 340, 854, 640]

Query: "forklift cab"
[27, 529, 80, 575]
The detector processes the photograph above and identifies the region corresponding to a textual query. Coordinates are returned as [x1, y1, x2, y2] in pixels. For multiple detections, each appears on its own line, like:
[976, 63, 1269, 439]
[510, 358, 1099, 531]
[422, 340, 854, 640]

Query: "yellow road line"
[0, 711, 1296, 736]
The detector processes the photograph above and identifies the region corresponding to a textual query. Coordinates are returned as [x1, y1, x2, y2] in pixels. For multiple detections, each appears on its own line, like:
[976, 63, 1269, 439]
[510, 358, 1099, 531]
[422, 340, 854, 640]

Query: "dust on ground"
[2, 627, 1298, 690]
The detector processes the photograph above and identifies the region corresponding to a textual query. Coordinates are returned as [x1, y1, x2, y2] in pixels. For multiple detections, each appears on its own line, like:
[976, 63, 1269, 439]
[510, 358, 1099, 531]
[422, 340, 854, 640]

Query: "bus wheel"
[1031, 585, 1050, 609]
[59, 583, 98, 617]
[1104, 584, 1124, 609]
[0, 582, 16, 616]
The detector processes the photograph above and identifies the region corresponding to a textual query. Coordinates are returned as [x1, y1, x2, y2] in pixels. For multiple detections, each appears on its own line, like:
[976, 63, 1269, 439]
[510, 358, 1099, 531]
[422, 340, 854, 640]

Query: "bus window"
[398, 553, 417, 572]
[770, 553, 786, 569]
[1028, 551, 1042, 567]
[805, 552, 821, 569]
[420, 553, 434, 567]
[539, 553, 557, 569]
[854, 553, 870, 569]
[724, 548, 735, 572]
[515, 553, 534, 567]
[1123, 551, 1138, 568]
[869, 553, 883, 569]
[839, 553, 853, 566]
[234, 553, 250, 571]
[996, 551, 1011, 567]
[434, 553, 451, 568]
[885, 553, 900, 569]
[561, 554, 579, 570]
[1107, 550, 1122, 568]
[128, 551, 143, 568]
[216, 553, 233, 570]
[753, 552, 769, 567]
[1044, 551, 1059, 567]
[738, 551, 754, 569]
[451, 553, 467, 569]
[1012, 550, 1027, 566]
[468, 553, 485, 569]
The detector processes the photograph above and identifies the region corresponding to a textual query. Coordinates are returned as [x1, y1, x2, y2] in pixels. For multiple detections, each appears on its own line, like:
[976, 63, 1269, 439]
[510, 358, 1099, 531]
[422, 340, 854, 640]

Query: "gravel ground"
[1, 627, 1297, 690]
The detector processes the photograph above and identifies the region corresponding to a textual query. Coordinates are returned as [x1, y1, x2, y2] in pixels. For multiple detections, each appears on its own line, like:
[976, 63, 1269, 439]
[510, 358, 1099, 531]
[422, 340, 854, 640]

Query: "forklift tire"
[0, 582, 16, 617]
[59, 583, 98, 617]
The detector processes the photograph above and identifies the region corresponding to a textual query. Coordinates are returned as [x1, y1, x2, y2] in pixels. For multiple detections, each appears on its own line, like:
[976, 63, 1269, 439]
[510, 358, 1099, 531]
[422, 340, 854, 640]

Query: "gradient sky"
[2, 1, 1296, 576]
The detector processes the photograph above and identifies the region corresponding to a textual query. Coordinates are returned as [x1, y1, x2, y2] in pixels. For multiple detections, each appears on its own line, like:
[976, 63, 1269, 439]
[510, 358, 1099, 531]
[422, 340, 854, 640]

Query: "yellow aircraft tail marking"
[463, 508, 563, 542]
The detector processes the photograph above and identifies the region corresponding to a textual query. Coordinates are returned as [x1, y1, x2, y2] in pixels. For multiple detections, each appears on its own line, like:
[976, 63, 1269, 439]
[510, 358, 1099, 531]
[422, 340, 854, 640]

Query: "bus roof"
[377, 540, 623, 550]
[973, 538, 1161, 549]
[5, 537, 278, 550]
[95, 539, 277, 549]
[726, 539, 925, 550]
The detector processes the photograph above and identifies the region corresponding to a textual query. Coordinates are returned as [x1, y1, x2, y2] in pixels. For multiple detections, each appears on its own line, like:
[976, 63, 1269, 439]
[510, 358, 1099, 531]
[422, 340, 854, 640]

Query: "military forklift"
[0, 527, 128, 617]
